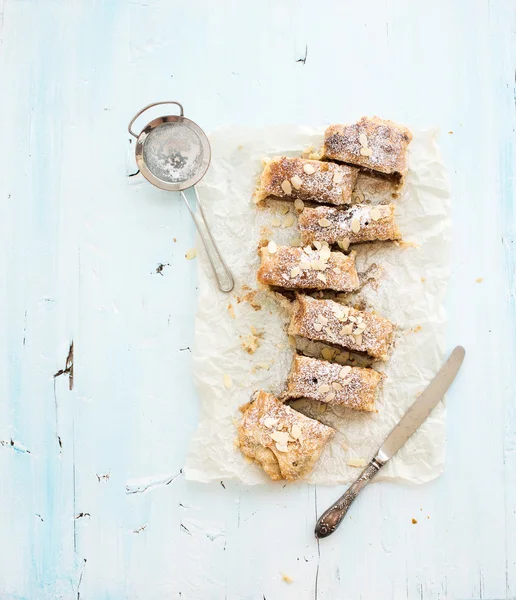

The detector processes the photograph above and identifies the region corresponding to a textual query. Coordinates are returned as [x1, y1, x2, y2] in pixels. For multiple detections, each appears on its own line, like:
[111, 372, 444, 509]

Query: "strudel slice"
[257, 244, 359, 292]
[288, 294, 394, 361]
[285, 355, 381, 412]
[298, 203, 400, 247]
[323, 116, 412, 178]
[255, 156, 359, 206]
[237, 391, 335, 481]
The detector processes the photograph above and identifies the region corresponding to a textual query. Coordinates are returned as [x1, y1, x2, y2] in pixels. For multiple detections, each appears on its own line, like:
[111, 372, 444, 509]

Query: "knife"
[314, 345, 466, 539]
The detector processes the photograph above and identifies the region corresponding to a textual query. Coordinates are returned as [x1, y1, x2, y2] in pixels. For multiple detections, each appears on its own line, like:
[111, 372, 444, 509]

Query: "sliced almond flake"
[291, 237, 302, 247]
[281, 179, 292, 195]
[318, 218, 331, 228]
[257, 361, 271, 370]
[360, 147, 373, 157]
[290, 424, 302, 440]
[271, 215, 281, 227]
[324, 326, 332, 336]
[288, 335, 297, 347]
[338, 238, 351, 251]
[282, 213, 295, 228]
[318, 384, 331, 394]
[294, 198, 305, 211]
[223, 374, 233, 389]
[319, 246, 331, 260]
[311, 259, 323, 271]
[278, 204, 290, 215]
[348, 316, 357, 323]
[325, 392, 336, 402]
[351, 218, 361, 234]
[291, 175, 303, 190]
[263, 417, 279, 428]
[339, 366, 352, 379]
[313, 322, 323, 332]
[359, 133, 368, 147]
[185, 248, 197, 260]
[347, 458, 367, 468]
[333, 267, 342, 274]
[271, 431, 290, 444]
[304, 245, 313, 255]
[321, 346, 334, 361]
[333, 171, 344, 184]
[275, 443, 289, 453]
[313, 241, 322, 250]
[318, 315, 328, 326]
[308, 152, 321, 160]
[290, 266, 301, 278]
[369, 207, 382, 221]
[302, 145, 314, 158]
[299, 260, 311, 269]
[342, 306, 351, 318]
[340, 325, 353, 336]
[316, 273, 327, 283]
[303, 163, 316, 175]
[267, 240, 277, 254]
[356, 316, 363, 323]
[261, 156, 272, 165]
[354, 333, 363, 345]
[332, 382, 343, 391]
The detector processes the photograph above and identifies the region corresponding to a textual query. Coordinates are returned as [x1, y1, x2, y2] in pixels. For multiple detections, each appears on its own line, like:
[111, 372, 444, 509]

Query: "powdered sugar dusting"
[299, 203, 400, 245]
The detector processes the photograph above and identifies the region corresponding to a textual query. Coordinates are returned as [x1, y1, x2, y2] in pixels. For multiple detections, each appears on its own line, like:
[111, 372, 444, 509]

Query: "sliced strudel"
[298, 203, 400, 247]
[257, 244, 359, 292]
[323, 116, 412, 178]
[285, 355, 381, 412]
[255, 156, 359, 206]
[288, 294, 394, 361]
[237, 390, 335, 481]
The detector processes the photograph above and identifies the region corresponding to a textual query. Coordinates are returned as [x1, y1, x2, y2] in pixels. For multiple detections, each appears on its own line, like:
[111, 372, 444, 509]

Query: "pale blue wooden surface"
[0, 1, 515, 599]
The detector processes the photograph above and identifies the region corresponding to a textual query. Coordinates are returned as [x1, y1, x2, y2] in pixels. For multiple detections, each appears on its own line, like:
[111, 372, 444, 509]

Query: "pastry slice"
[288, 294, 394, 360]
[257, 244, 359, 292]
[323, 116, 412, 178]
[285, 355, 381, 412]
[255, 156, 359, 206]
[298, 203, 401, 246]
[237, 390, 335, 481]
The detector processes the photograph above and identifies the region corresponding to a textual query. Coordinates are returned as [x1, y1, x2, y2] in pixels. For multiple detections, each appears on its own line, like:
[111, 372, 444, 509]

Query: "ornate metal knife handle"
[315, 456, 385, 538]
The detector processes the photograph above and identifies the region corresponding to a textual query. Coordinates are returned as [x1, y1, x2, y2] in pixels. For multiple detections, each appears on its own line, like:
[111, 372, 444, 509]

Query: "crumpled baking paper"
[184, 125, 450, 485]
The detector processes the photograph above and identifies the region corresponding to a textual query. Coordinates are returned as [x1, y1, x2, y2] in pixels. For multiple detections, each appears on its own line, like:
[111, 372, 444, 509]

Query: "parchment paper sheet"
[185, 126, 450, 485]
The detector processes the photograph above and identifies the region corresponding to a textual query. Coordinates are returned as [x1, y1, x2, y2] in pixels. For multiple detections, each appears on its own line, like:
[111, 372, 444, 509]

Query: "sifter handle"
[128, 101, 184, 138]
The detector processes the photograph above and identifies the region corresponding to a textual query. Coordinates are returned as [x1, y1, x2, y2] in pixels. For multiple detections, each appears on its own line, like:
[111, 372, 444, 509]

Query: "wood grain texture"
[0, 0, 515, 598]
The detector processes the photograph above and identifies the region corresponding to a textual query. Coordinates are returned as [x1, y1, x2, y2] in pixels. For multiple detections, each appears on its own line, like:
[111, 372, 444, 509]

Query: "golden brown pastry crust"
[288, 294, 394, 361]
[257, 245, 359, 292]
[285, 355, 381, 411]
[255, 157, 359, 205]
[298, 203, 400, 246]
[323, 116, 412, 176]
[237, 391, 335, 481]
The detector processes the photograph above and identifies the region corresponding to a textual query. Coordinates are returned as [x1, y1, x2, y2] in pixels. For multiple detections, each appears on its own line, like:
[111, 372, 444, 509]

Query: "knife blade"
[314, 345, 465, 538]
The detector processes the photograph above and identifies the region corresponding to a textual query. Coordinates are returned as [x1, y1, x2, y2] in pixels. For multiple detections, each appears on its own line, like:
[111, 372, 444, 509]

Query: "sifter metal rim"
[134, 115, 211, 192]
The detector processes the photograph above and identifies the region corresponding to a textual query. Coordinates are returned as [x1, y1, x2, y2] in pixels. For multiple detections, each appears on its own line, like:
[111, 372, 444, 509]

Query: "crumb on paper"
[412, 518, 418, 524]
[185, 248, 197, 260]
[476, 277, 483, 283]
[252, 361, 270, 373]
[347, 458, 367, 468]
[281, 572, 294, 584]
[173, 237, 177, 242]
[238, 145, 243, 150]
[236, 289, 262, 311]
[395, 240, 419, 249]
[420, 277, 426, 283]
[413, 325, 422, 333]
[391, 192, 399, 199]
[223, 374, 233, 389]
[228, 303, 236, 319]
[341, 441, 349, 451]
[240, 327, 263, 354]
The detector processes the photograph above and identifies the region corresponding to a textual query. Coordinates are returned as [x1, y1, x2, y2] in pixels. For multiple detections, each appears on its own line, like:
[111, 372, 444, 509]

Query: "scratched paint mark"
[155, 263, 170, 275]
[132, 525, 147, 534]
[180, 523, 191, 535]
[0, 438, 31, 454]
[76, 558, 87, 600]
[75, 513, 91, 520]
[296, 45, 308, 64]
[125, 469, 183, 494]
[54, 341, 74, 390]
[314, 485, 320, 600]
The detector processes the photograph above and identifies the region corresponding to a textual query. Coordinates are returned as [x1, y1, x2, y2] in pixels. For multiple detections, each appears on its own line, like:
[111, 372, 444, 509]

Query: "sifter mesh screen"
[142, 121, 204, 183]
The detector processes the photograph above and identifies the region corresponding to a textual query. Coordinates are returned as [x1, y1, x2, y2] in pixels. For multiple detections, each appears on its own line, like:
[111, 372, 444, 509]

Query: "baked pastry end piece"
[323, 116, 412, 177]
[237, 390, 334, 481]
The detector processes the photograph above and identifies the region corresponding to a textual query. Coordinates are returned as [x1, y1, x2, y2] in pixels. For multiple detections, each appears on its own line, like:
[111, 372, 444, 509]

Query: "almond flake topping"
[318, 218, 331, 228]
[303, 163, 316, 175]
[318, 384, 330, 394]
[290, 267, 301, 278]
[339, 366, 352, 379]
[281, 179, 292, 195]
[369, 207, 382, 221]
[291, 175, 303, 190]
[267, 240, 277, 254]
[338, 238, 351, 251]
[351, 218, 361, 234]
[333, 171, 344, 184]
[294, 198, 305, 211]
